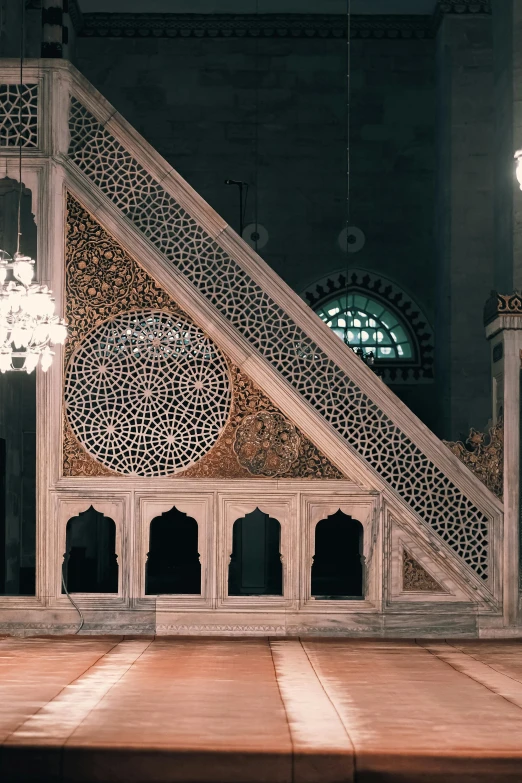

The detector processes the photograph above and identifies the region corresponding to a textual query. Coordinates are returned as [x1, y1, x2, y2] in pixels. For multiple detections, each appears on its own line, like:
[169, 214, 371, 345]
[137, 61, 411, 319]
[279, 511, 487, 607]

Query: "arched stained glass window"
[316, 293, 414, 360]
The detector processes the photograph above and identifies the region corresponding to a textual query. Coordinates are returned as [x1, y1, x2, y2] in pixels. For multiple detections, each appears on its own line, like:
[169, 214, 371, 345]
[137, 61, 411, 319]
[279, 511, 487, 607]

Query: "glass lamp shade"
[24, 353, 39, 374]
[12, 253, 35, 287]
[516, 150, 522, 190]
[0, 248, 68, 371]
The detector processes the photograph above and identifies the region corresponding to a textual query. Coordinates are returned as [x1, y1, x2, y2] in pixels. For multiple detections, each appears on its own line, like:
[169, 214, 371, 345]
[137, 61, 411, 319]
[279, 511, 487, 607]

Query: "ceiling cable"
[17, 0, 24, 256]
[343, 0, 351, 347]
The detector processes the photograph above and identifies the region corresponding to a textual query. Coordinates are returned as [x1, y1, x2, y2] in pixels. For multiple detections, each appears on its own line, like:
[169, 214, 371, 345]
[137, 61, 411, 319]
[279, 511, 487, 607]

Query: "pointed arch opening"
[62, 506, 118, 593]
[311, 510, 364, 599]
[145, 507, 201, 595]
[228, 508, 283, 596]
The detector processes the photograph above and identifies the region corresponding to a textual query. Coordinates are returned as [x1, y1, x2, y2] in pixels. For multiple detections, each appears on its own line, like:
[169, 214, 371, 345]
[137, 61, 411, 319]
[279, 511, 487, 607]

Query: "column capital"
[484, 292, 522, 337]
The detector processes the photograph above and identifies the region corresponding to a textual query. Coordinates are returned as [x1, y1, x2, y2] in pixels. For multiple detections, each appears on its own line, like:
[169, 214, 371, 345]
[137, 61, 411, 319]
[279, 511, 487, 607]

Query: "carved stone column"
[484, 293, 522, 625]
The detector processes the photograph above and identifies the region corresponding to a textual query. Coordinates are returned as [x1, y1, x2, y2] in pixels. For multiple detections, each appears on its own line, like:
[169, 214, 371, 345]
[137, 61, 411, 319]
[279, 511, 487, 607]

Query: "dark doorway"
[311, 511, 364, 599]
[62, 507, 118, 593]
[228, 508, 283, 596]
[0, 373, 36, 596]
[145, 507, 201, 595]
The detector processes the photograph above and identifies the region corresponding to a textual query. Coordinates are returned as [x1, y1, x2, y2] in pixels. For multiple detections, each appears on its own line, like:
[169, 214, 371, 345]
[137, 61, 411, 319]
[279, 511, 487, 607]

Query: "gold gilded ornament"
[444, 418, 503, 499]
[402, 549, 444, 592]
[234, 412, 301, 477]
[64, 193, 345, 481]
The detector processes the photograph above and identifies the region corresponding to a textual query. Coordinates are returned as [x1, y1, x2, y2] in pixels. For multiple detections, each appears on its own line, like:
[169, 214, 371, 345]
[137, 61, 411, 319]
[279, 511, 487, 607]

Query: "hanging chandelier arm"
[17, 0, 24, 256]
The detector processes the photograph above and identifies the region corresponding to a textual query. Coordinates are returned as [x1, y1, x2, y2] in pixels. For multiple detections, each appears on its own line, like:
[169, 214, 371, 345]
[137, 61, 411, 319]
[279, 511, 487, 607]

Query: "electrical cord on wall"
[61, 565, 85, 634]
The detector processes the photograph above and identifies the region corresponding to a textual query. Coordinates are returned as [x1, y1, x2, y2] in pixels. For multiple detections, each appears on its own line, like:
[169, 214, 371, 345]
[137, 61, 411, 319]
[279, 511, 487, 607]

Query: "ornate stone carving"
[179, 364, 343, 480]
[437, 0, 491, 14]
[65, 194, 181, 367]
[68, 100, 491, 578]
[65, 309, 231, 477]
[63, 413, 115, 477]
[484, 291, 522, 325]
[80, 13, 433, 40]
[402, 550, 445, 593]
[0, 84, 38, 148]
[444, 419, 503, 500]
[64, 194, 343, 480]
[234, 413, 301, 477]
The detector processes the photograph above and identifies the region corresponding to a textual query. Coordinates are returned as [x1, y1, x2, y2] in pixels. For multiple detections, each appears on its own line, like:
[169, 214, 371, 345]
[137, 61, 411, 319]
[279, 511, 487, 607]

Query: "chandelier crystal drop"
[0, 249, 67, 373]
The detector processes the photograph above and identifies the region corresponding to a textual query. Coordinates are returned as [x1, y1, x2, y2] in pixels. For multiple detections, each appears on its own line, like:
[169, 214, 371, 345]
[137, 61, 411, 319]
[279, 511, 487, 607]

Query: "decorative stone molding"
[180, 364, 344, 481]
[64, 194, 343, 481]
[79, 13, 434, 41]
[484, 291, 522, 325]
[302, 269, 434, 384]
[437, 0, 491, 14]
[0, 84, 38, 148]
[444, 418, 503, 500]
[402, 549, 445, 592]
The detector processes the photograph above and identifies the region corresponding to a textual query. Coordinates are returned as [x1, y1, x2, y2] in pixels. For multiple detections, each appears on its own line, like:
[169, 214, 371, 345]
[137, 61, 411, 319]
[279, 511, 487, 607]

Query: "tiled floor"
[1, 637, 522, 782]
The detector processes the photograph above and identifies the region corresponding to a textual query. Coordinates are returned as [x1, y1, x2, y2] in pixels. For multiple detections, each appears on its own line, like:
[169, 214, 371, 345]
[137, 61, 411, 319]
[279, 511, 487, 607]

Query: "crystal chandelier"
[0, 1, 68, 373]
[0, 249, 67, 373]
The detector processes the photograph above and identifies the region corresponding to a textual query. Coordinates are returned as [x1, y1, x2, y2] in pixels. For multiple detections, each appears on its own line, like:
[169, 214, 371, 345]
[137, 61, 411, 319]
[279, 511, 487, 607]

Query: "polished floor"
[1, 636, 522, 782]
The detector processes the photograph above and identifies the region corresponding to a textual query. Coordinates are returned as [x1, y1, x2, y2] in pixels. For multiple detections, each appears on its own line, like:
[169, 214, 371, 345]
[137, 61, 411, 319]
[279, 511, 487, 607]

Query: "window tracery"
[316, 292, 414, 360]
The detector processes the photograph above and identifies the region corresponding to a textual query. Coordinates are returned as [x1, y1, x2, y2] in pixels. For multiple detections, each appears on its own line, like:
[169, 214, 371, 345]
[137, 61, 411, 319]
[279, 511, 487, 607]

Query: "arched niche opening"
[311, 510, 364, 600]
[62, 506, 118, 594]
[228, 508, 283, 597]
[0, 178, 37, 596]
[145, 507, 201, 595]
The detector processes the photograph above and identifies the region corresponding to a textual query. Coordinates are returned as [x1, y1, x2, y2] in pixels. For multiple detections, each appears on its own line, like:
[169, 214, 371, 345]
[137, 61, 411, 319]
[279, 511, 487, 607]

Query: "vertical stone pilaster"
[435, 10, 494, 440]
[485, 296, 522, 625]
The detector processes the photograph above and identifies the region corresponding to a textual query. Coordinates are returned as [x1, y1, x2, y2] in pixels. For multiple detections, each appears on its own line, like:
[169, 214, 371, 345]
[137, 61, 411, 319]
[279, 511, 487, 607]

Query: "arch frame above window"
[136, 494, 213, 610]
[301, 495, 381, 612]
[218, 495, 296, 611]
[302, 269, 435, 385]
[52, 496, 126, 612]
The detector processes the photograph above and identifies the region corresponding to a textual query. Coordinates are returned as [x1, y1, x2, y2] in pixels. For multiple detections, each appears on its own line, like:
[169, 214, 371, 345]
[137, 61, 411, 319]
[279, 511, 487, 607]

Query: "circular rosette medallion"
[65, 310, 231, 476]
[233, 412, 300, 477]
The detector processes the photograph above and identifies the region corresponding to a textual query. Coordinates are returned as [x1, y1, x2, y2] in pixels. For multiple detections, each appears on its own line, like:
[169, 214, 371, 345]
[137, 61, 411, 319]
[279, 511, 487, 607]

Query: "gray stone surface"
[435, 14, 494, 440]
[75, 34, 438, 428]
[493, 0, 522, 292]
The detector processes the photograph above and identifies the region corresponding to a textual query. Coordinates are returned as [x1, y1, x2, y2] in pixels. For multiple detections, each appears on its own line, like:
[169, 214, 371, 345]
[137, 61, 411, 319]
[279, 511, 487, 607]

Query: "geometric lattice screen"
[68, 97, 490, 579]
[65, 310, 231, 476]
[0, 84, 38, 147]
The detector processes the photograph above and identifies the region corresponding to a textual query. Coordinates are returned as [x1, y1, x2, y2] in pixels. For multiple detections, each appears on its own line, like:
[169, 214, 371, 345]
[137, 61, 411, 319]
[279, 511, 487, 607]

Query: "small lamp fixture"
[516, 150, 522, 191]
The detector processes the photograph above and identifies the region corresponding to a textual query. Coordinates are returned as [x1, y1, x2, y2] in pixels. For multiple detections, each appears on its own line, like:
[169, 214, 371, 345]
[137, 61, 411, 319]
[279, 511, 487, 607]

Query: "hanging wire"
[343, 0, 351, 348]
[253, 0, 259, 252]
[16, 0, 24, 256]
[61, 565, 85, 634]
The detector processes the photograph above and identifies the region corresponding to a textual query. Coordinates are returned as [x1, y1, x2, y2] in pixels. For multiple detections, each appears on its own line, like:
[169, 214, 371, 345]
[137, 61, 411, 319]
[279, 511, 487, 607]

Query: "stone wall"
[75, 32, 438, 427]
[435, 14, 494, 441]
